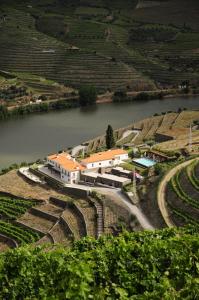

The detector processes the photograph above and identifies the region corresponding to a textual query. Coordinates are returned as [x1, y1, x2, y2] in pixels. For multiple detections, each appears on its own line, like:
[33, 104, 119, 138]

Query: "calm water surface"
[0, 96, 198, 169]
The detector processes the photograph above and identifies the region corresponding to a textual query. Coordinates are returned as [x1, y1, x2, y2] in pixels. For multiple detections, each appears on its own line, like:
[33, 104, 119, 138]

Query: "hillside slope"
[0, 0, 199, 92]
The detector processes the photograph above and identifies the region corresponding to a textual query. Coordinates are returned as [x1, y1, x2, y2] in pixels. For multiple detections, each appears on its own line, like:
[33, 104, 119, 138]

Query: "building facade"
[47, 149, 129, 185]
[47, 153, 85, 184]
[81, 149, 128, 170]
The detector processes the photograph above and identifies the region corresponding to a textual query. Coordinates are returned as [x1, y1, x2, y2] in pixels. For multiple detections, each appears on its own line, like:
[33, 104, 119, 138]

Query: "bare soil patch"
[0, 170, 66, 201]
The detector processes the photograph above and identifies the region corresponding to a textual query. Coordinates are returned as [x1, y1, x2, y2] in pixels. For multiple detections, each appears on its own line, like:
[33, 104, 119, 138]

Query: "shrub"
[79, 85, 97, 106]
[0, 226, 198, 299]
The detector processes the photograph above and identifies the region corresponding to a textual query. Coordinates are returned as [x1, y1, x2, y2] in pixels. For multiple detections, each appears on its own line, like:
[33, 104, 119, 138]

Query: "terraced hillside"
[84, 110, 199, 153]
[0, 170, 132, 252]
[165, 159, 199, 227]
[0, 5, 150, 93]
[0, 0, 199, 93]
[0, 193, 41, 249]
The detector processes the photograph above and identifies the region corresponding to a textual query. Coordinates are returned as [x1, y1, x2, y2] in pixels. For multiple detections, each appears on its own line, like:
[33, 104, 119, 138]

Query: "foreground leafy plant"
[0, 226, 198, 299]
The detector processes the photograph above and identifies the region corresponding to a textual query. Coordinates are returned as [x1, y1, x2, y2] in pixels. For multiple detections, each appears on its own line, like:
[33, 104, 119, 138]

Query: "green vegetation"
[1, 0, 198, 97]
[0, 195, 35, 220]
[79, 85, 97, 106]
[0, 226, 198, 299]
[113, 91, 165, 103]
[170, 171, 199, 209]
[187, 161, 199, 190]
[0, 85, 28, 102]
[0, 192, 41, 245]
[165, 159, 199, 227]
[0, 221, 40, 245]
[0, 0, 197, 117]
[129, 24, 179, 43]
[106, 124, 115, 149]
[0, 98, 78, 121]
[113, 90, 127, 102]
[0, 105, 9, 120]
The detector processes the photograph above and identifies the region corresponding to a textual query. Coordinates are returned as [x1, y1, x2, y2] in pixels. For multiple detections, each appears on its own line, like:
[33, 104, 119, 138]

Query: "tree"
[0, 105, 9, 120]
[113, 90, 127, 102]
[106, 125, 115, 149]
[79, 85, 97, 106]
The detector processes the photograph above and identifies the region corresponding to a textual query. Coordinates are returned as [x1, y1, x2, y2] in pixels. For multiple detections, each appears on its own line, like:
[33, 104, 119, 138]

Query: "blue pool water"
[133, 158, 156, 168]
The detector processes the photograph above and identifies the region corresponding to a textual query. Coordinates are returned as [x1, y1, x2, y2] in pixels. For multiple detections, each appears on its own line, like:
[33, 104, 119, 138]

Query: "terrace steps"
[92, 199, 104, 237]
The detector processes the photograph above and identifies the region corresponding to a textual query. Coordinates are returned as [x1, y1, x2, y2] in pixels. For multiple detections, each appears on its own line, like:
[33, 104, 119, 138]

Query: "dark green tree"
[113, 90, 127, 102]
[106, 124, 115, 149]
[0, 105, 9, 120]
[79, 85, 97, 106]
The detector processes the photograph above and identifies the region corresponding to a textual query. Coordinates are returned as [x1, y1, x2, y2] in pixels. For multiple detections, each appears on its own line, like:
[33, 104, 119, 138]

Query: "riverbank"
[97, 89, 199, 104]
[0, 97, 199, 170]
[1, 88, 198, 122]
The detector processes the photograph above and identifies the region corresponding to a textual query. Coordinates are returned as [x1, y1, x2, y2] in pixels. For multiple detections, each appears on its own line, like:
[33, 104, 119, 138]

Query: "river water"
[0, 96, 198, 169]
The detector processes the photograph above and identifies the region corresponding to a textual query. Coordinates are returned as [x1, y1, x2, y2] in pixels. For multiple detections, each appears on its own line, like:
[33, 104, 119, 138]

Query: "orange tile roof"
[47, 152, 85, 172]
[81, 149, 128, 164]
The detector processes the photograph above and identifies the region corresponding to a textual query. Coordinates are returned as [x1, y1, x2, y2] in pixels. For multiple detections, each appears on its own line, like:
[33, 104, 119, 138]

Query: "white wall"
[47, 158, 80, 184]
[47, 159, 61, 172]
[61, 169, 80, 184]
[83, 154, 129, 170]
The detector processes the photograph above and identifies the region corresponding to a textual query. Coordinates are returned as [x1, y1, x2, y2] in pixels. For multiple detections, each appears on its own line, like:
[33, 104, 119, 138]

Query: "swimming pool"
[133, 157, 156, 168]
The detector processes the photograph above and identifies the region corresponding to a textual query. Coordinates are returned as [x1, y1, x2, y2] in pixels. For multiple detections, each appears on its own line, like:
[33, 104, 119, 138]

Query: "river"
[0, 96, 198, 169]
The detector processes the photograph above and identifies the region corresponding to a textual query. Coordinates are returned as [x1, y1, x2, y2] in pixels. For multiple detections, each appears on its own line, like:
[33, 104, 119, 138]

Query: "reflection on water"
[80, 104, 98, 114]
[0, 96, 198, 169]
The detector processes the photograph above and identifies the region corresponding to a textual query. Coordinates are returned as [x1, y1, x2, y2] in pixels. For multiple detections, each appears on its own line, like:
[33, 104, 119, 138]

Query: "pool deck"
[133, 158, 156, 168]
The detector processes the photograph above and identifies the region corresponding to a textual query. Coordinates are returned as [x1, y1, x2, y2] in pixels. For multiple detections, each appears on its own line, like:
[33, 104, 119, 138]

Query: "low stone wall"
[30, 207, 58, 223]
[60, 217, 74, 238]
[0, 233, 18, 248]
[72, 202, 88, 236]
[46, 232, 55, 244]
[0, 190, 44, 204]
[14, 220, 45, 235]
[63, 186, 90, 198]
[49, 197, 67, 209]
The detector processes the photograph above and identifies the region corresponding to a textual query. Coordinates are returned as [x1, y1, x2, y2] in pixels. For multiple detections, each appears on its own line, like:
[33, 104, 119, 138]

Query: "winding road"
[95, 187, 154, 230]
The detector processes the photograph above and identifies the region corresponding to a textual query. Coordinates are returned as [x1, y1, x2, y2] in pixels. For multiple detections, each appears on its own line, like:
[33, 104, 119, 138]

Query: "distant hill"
[0, 0, 199, 92]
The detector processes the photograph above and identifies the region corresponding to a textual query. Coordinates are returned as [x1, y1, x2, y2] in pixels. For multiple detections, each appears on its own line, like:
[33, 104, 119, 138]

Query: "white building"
[81, 149, 129, 170]
[47, 152, 85, 184]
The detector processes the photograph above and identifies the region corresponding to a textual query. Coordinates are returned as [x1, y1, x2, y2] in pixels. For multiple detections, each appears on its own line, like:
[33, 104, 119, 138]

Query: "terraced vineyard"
[0, 170, 132, 252]
[0, 195, 35, 219]
[0, 188, 130, 252]
[0, 7, 150, 93]
[0, 194, 41, 247]
[0, 0, 198, 95]
[165, 160, 199, 227]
